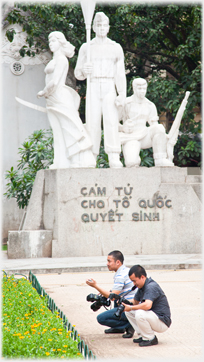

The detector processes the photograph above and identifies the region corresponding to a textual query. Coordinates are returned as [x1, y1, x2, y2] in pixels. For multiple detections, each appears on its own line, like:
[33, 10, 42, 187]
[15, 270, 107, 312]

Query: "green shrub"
[4, 129, 54, 209]
[2, 274, 82, 359]
[173, 133, 202, 167]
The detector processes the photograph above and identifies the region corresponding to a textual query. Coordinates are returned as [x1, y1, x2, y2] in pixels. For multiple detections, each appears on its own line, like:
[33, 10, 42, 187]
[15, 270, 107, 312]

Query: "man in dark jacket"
[122, 265, 171, 347]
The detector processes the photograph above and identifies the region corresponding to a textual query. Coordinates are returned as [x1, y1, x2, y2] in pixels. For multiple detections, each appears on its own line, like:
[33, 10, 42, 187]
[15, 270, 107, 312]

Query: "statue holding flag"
[75, 12, 126, 168]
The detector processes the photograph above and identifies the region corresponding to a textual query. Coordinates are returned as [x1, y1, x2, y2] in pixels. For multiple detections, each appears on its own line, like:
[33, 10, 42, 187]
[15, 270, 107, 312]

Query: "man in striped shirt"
[86, 250, 136, 338]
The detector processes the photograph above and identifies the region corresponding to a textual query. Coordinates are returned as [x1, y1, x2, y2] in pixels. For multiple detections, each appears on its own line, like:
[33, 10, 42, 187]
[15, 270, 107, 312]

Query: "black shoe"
[122, 326, 134, 338]
[105, 328, 125, 334]
[139, 336, 158, 347]
[133, 337, 143, 343]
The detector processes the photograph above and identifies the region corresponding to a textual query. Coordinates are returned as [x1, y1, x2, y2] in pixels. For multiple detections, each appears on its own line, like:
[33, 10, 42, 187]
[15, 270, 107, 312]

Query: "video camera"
[109, 285, 137, 319]
[86, 293, 111, 312]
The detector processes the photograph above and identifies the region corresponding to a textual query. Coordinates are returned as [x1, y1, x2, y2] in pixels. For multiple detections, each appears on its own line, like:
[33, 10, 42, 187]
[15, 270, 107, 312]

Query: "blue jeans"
[97, 307, 131, 331]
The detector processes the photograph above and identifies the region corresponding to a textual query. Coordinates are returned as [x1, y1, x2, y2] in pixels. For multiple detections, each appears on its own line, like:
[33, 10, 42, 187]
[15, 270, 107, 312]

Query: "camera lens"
[114, 304, 125, 319]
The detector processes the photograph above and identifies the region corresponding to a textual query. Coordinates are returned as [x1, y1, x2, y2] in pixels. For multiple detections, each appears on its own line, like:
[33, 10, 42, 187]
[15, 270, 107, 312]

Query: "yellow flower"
[45, 352, 50, 356]
[63, 351, 66, 353]
[24, 331, 29, 335]
[40, 347, 43, 349]
[63, 345, 68, 348]
[58, 329, 63, 331]
[58, 332, 62, 335]
[57, 349, 61, 351]
[48, 339, 52, 341]
[43, 329, 47, 332]
[19, 336, 25, 339]
[52, 349, 56, 352]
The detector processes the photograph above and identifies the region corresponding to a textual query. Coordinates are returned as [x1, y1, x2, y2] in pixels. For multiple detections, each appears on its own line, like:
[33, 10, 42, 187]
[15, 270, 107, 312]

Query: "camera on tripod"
[86, 293, 111, 312]
[109, 285, 137, 319]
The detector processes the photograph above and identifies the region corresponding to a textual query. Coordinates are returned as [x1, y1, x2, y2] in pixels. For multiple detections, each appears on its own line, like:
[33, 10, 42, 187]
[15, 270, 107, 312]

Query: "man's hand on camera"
[122, 303, 133, 312]
[122, 298, 133, 306]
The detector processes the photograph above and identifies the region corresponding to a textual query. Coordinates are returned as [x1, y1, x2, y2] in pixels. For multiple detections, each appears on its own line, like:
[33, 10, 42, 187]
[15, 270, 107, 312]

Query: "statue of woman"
[37, 31, 95, 168]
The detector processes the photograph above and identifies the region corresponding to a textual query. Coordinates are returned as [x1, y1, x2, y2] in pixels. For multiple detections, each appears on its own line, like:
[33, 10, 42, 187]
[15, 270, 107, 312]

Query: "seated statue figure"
[37, 31, 95, 169]
[119, 78, 174, 167]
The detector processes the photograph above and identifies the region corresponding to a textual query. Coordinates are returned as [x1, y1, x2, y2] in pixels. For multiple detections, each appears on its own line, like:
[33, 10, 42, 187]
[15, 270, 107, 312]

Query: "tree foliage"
[4, 130, 54, 209]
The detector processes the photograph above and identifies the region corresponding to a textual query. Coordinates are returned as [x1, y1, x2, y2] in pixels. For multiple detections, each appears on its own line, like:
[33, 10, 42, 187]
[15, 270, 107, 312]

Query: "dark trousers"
[97, 307, 131, 331]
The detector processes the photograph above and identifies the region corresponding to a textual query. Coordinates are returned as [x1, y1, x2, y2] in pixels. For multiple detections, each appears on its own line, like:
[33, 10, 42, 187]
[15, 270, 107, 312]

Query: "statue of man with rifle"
[119, 77, 190, 167]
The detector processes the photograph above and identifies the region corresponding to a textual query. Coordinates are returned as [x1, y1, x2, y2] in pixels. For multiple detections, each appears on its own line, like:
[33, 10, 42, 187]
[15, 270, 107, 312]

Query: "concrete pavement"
[2, 252, 202, 274]
[35, 269, 202, 361]
[2, 252, 203, 361]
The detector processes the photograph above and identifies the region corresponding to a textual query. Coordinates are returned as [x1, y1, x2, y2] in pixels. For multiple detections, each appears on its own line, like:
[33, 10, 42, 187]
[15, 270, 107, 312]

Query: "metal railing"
[29, 271, 96, 359]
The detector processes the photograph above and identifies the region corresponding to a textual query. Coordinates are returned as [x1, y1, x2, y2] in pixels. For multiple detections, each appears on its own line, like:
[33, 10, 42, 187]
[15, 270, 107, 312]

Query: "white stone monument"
[7, 3, 201, 259]
[119, 78, 190, 167]
[8, 167, 202, 258]
[75, 11, 126, 168]
[37, 31, 95, 169]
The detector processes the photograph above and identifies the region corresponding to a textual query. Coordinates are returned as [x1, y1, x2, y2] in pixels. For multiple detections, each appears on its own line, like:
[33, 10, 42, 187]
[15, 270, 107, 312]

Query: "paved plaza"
[35, 269, 202, 361]
[3, 253, 203, 361]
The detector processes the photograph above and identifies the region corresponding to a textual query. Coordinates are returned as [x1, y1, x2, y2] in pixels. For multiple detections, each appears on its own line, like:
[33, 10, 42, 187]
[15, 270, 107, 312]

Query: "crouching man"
[86, 250, 136, 338]
[122, 265, 171, 346]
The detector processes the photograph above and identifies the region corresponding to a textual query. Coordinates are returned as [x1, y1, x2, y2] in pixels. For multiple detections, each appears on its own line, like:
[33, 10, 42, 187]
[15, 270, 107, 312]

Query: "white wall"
[2, 56, 50, 241]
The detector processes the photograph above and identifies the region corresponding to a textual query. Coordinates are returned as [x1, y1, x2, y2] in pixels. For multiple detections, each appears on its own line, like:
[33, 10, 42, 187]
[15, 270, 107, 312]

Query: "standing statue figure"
[119, 78, 189, 167]
[37, 31, 95, 169]
[74, 12, 126, 168]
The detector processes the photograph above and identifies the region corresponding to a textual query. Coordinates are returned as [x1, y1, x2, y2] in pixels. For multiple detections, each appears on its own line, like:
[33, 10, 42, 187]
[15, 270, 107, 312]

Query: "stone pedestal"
[12, 167, 202, 258]
[8, 230, 52, 259]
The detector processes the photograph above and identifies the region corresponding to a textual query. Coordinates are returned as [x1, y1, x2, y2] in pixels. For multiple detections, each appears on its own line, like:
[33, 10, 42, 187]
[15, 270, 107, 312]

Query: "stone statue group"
[37, 12, 190, 169]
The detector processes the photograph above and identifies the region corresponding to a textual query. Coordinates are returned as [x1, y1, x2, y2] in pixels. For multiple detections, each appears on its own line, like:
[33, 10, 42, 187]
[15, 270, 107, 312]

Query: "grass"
[2, 274, 83, 359]
[2, 244, 7, 251]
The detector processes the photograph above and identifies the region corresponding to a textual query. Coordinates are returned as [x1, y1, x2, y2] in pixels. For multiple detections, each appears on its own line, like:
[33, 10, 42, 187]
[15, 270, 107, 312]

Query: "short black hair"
[129, 265, 147, 278]
[108, 250, 124, 264]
